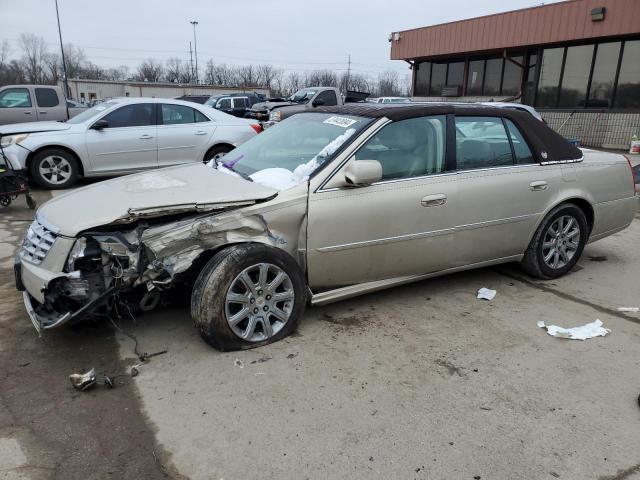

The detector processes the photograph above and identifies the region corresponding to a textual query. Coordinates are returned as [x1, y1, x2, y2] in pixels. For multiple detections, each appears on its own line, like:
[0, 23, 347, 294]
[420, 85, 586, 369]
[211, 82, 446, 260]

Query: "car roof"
[104, 97, 210, 108]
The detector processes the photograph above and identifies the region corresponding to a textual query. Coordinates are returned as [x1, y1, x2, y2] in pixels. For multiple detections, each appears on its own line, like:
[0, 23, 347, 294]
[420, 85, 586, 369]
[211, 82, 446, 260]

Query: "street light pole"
[190, 21, 199, 84]
[54, 0, 70, 113]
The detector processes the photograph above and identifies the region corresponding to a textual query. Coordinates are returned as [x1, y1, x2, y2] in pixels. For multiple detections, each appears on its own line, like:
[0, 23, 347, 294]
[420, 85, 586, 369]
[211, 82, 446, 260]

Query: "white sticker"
[323, 116, 357, 128]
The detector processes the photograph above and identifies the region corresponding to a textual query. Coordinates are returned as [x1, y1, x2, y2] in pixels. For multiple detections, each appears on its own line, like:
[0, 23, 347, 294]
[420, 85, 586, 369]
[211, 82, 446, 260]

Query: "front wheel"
[203, 145, 233, 164]
[521, 203, 588, 279]
[191, 244, 307, 351]
[30, 148, 79, 189]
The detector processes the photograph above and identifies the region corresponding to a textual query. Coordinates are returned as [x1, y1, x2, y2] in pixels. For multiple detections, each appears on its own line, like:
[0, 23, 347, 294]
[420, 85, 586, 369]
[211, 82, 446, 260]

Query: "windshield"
[289, 88, 317, 104]
[66, 101, 118, 124]
[213, 112, 370, 190]
[204, 96, 222, 107]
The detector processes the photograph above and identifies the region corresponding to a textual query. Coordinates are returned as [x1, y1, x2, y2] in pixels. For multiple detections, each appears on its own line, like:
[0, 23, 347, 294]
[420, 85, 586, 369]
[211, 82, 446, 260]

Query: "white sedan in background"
[0, 97, 261, 189]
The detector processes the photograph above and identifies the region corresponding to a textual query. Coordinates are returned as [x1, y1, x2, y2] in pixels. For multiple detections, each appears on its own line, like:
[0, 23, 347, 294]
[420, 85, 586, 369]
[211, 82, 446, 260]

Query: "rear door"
[454, 116, 559, 266]
[0, 87, 36, 124]
[34, 87, 66, 121]
[85, 103, 158, 173]
[157, 103, 215, 167]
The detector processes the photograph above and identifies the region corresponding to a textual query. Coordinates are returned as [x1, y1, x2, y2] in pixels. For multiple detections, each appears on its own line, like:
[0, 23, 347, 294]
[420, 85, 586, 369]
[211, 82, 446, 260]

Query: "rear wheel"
[203, 145, 233, 164]
[30, 148, 79, 189]
[191, 244, 306, 351]
[521, 203, 588, 279]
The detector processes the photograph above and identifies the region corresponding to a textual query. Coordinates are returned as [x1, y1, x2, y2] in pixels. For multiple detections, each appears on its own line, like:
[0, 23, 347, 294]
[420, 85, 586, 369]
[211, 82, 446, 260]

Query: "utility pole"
[54, 0, 70, 115]
[345, 54, 351, 94]
[189, 41, 194, 83]
[190, 21, 199, 84]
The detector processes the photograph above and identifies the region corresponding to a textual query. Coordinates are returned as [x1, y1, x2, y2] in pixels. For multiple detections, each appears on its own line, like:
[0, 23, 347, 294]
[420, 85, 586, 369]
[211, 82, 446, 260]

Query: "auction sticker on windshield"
[323, 116, 358, 128]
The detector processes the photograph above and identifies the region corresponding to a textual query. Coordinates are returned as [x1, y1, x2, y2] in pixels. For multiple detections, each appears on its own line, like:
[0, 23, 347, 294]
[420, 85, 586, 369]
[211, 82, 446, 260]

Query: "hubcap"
[39, 155, 72, 185]
[542, 215, 581, 269]
[224, 263, 294, 342]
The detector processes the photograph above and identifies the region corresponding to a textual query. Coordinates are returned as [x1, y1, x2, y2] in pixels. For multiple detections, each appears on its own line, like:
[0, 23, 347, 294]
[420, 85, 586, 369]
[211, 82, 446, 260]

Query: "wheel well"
[203, 143, 235, 162]
[564, 198, 594, 233]
[26, 145, 85, 176]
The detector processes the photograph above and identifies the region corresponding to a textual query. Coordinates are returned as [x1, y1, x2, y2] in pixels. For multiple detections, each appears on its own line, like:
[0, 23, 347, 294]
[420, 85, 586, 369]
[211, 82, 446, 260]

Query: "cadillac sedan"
[0, 97, 261, 189]
[15, 104, 637, 351]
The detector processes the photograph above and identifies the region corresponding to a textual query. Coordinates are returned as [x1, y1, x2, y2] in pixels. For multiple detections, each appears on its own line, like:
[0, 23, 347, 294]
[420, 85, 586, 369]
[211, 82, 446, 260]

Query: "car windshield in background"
[217, 112, 370, 190]
[289, 89, 317, 104]
[66, 101, 118, 124]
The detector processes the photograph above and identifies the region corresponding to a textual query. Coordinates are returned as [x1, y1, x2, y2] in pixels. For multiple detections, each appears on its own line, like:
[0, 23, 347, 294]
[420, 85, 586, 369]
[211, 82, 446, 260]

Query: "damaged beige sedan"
[15, 104, 638, 350]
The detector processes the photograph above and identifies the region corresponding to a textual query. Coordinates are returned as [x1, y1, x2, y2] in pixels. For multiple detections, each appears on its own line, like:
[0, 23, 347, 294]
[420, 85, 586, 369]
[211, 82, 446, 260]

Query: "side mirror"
[312, 98, 325, 107]
[344, 160, 382, 186]
[91, 119, 108, 130]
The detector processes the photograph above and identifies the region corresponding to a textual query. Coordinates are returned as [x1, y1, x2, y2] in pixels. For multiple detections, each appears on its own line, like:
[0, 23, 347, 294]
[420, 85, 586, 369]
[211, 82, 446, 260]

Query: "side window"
[232, 98, 245, 109]
[35, 88, 59, 108]
[217, 98, 232, 109]
[194, 109, 210, 123]
[315, 90, 338, 106]
[455, 116, 513, 170]
[161, 104, 199, 125]
[101, 104, 154, 128]
[354, 115, 446, 181]
[0, 88, 32, 108]
[505, 119, 534, 164]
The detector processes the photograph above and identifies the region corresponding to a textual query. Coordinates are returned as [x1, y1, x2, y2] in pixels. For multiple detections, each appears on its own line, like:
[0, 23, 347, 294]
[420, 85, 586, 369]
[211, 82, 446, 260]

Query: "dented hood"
[0, 121, 72, 135]
[37, 164, 277, 236]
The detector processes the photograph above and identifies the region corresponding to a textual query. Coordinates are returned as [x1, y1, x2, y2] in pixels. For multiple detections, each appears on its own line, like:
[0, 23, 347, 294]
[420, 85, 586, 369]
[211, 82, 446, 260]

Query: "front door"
[0, 87, 36, 124]
[454, 115, 557, 266]
[85, 103, 158, 173]
[156, 103, 215, 167]
[307, 115, 457, 289]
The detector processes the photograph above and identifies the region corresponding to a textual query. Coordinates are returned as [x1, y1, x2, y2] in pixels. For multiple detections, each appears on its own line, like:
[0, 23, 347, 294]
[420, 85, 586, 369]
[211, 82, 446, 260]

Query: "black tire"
[203, 145, 233, 164]
[30, 148, 79, 189]
[521, 203, 589, 279]
[191, 243, 307, 351]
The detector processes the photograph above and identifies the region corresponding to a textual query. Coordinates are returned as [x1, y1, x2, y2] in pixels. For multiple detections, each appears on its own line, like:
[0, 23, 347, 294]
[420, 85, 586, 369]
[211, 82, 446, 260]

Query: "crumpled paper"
[477, 288, 496, 301]
[537, 319, 610, 340]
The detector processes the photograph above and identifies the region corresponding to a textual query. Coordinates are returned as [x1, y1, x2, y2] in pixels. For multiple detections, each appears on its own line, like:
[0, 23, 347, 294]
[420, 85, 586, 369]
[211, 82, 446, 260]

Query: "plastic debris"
[130, 363, 144, 377]
[537, 319, 610, 340]
[104, 375, 115, 389]
[69, 368, 97, 391]
[234, 358, 244, 369]
[477, 288, 497, 301]
[617, 307, 639, 313]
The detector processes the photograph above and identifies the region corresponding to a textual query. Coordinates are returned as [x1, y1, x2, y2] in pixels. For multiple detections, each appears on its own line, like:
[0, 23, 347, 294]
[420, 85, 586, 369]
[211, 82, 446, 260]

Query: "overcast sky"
[3, 0, 564, 78]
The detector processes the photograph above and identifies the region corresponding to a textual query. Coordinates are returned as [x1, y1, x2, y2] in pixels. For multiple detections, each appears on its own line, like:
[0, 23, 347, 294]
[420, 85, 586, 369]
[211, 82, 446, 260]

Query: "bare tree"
[284, 72, 302, 96]
[236, 64, 256, 87]
[377, 70, 401, 96]
[305, 69, 338, 87]
[44, 52, 61, 85]
[165, 57, 191, 83]
[0, 40, 9, 71]
[19, 33, 49, 83]
[135, 59, 164, 82]
[256, 64, 281, 89]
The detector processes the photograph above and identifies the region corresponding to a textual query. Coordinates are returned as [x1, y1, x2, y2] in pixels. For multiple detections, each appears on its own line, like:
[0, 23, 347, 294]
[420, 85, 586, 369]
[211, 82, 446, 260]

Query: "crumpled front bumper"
[22, 291, 72, 334]
[1, 143, 30, 170]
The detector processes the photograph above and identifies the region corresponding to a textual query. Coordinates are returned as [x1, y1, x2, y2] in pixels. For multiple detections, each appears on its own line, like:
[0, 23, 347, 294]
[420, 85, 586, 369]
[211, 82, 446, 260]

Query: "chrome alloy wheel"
[224, 263, 295, 342]
[39, 155, 72, 185]
[542, 215, 581, 269]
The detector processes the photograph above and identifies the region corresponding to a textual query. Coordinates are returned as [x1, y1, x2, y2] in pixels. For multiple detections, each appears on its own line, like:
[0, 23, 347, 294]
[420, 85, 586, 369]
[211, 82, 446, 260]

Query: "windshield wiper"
[217, 162, 253, 182]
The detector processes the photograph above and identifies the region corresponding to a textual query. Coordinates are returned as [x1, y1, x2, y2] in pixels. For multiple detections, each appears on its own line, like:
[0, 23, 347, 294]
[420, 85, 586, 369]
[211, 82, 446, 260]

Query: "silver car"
[0, 97, 261, 189]
[15, 104, 637, 351]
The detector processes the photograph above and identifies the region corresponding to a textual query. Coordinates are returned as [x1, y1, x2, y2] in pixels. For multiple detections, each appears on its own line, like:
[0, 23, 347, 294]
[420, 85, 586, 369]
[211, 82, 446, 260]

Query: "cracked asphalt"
[1, 184, 639, 480]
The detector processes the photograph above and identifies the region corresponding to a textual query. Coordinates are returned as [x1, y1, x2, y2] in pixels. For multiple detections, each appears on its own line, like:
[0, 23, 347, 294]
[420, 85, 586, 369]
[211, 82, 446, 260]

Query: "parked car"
[204, 93, 264, 117]
[15, 104, 637, 351]
[0, 85, 87, 124]
[0, 97, 261, 189]
[371, 97, 412, 103]
[174, 95, 211, 104]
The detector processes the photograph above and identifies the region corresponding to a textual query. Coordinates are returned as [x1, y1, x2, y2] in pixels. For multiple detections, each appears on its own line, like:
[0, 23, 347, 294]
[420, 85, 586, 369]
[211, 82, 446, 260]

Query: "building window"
[429, 62, 447, 96]
[414, 62, 431, 96]
[466, 60, 484, 96]
[614, 40, 640, 109]
[522, 53, 537, 105]
[588, 42, 621, 108]
[558, 44, 593, 108]
[536, 47, 564, 108]
[501, 55, 523, 96]
[447, 61, 465, 88]
[483, 58, 502, 96]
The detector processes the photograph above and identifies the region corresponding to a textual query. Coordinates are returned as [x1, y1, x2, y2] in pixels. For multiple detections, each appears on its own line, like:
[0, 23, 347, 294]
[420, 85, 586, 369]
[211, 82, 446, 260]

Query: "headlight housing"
[269, 110, 282, 122]
[0, 134, 29, 148]
[65, 237, 87, 272]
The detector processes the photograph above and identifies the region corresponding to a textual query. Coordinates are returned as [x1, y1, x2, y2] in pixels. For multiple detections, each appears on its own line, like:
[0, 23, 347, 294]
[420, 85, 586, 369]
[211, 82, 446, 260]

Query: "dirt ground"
[1, 184, 639, 480]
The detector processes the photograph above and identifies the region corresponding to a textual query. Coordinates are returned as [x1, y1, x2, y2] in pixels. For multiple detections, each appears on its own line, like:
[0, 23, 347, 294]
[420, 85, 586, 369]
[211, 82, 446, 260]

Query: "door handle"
[39, 111, 47, 114]
[195, 131, 208, 135]
[529, 180, 548, 191]
[139, 134, 154, 139]
[24, 111, 31, 114]
[421, 193, 447, 207]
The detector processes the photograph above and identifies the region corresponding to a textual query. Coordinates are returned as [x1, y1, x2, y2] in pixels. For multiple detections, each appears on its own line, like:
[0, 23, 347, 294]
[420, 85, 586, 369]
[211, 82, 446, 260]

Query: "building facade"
[390, 0, 640, 149]
[65, 79, 270, 104]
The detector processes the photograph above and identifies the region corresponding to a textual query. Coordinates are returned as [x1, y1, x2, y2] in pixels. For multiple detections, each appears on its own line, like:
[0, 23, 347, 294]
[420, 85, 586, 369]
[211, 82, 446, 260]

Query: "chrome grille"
[20, 221, 57, 264]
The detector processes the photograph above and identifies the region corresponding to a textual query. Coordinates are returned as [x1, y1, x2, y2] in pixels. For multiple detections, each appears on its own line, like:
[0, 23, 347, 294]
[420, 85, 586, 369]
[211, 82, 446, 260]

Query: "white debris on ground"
[234, 358, 244, 369]
[477, 287, 497, 301]
[537, 319, 611, 340]
[617, 307, 639, 313]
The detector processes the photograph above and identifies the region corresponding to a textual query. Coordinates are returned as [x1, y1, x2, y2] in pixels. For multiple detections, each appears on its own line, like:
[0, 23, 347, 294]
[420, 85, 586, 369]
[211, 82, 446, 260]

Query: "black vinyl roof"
[317, 103, 582, 163]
